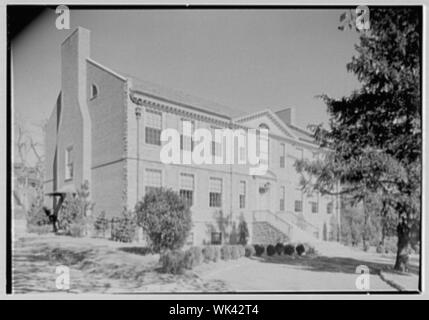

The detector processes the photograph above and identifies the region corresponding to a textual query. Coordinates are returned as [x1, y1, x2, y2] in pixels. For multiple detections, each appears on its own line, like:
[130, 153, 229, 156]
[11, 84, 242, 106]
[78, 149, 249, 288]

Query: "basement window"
[90, 84, 98, 100]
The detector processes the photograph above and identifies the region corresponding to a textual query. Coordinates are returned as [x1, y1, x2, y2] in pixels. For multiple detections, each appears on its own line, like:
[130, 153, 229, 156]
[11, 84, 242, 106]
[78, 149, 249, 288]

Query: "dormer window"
[90, 84, 98, 100]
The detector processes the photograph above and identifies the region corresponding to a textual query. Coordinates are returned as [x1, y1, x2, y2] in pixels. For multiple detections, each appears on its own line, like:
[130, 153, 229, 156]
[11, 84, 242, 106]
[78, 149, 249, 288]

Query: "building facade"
[44, 27, 341, 245]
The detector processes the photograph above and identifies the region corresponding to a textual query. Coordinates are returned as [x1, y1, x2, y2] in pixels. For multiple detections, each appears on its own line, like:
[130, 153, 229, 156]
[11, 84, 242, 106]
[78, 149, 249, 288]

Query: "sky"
[12, 8, 361, 165]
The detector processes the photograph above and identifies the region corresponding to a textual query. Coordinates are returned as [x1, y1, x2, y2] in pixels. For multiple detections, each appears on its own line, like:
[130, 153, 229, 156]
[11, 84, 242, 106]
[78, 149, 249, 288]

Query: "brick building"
[44, 27, 341, 245]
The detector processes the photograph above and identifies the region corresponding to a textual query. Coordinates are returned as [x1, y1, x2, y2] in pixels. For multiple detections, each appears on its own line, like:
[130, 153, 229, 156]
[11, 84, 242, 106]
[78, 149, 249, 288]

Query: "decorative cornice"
[129, 92, 231, 127]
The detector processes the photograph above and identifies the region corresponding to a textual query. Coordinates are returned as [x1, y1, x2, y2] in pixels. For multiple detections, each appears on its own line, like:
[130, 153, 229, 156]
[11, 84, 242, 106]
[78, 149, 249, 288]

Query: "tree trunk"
[394, 221, 410, 272]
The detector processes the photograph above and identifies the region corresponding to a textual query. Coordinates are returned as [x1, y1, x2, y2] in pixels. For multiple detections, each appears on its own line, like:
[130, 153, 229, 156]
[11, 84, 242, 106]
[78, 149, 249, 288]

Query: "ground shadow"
[257, 254, 419, 276]
[118, 247, 153, 256]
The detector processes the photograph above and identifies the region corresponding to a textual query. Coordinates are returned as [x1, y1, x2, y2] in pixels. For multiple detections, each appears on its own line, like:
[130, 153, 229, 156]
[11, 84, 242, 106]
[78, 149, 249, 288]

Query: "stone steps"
[252, 221, 290, 245]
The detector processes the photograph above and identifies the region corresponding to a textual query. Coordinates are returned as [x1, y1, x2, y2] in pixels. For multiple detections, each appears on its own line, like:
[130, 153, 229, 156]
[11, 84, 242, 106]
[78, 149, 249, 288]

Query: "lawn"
[12, 230, 230, 294]
[12, 220, 419, 293]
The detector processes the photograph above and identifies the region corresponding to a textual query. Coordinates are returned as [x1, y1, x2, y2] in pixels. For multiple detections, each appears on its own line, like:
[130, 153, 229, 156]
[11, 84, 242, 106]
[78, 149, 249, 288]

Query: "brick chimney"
[58, 27, 92, 190]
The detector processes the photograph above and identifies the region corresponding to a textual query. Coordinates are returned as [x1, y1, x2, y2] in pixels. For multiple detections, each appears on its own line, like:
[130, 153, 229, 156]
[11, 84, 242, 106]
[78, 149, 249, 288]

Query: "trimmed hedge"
[254, 244, 265, 257]
[284, 244, 295, 256]
[266, 244, 276, 256]
[161, 245, 249, 274]
[245, 245, 256, 257]
[160, 250, 187, 274]
[275, 243, 284, 255]
[221, 245, 232, 261]
[296, 244, 305, 256]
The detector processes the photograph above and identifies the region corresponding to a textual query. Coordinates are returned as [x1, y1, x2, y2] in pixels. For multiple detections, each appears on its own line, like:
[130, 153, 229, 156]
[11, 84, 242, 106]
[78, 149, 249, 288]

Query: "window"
[296, 147, 304, 159]
[294, 200, 302, 212]
[258, 124, 269, 165]
[211, 232, 222, 245]
[90, 84, 98, 99]
[310, 201, 318, 214]
[280, 186, 286, 211]
[180, 173, 194, 207]
[145, 169, 162, 193]
[327, 202, 333, 214]
[209, 178, 222, 207]
[186, 232, 194, 245]
[145, 110, 162, 145]
[239, 181, 246, 209]
[280, 143, 285, 168]
[65, 146, 73, 180]
[180, 119, 194, 151]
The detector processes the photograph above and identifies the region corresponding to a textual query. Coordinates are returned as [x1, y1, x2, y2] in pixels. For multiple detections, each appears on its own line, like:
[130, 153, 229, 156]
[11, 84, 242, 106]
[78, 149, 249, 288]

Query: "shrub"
[238, 245, 246, 257]
[93, 211, 109, 238]
[213, 246, 221, 262]
[254, 244, 265, 257]
[202, 246, 215, 262]
[136, 188, 192, 253]
[69, 222, 86, 237]
[183, 247, 203, 269]
[284, 244, 295, 255]
[238, 218, 249, 245]
[111, 210, 138, 243]
[58, 181, 94, 236]
[230, 246, 241, 260]
[26, 224, 52, 235]
[296, 244, 305, 256]
[159, 250, 187, 274]
[363, 242, 370, 252]
[26, 185, 51, 233]
[304, 243, 317, 256]
[221, 245, 232, 261]
[189, 246, 203, 265]
[245, 244, 255, 257]
[275, 243, 284, 255]
[266, 244, 276, 256]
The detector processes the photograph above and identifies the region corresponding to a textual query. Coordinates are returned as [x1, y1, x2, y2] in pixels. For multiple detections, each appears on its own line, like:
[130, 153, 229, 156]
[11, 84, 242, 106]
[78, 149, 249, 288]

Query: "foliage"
[275, 243, 284, 255]
[254, 244, 265, 257]
[304, 243, 317, 256]
[136, 188, 192, 253]
[26, 184, 50, 230]
[296, 8, 421, 271]
[237, 217, 249, 245]
[245, 244, 256, 257]
[111, 210, 137, 243]
[184, 247, 204, 269]
[202, 246, 216, 262]
[266, 245, 276, 256]
[284, 244, 295, 256]
[296, 244, 305, 256]
[58, 181, 94, 236]
[93, 211, 109, 238]
[230, 246, 242, 259]
[159, 250, 187, 274]
[221, 245, 232, 261]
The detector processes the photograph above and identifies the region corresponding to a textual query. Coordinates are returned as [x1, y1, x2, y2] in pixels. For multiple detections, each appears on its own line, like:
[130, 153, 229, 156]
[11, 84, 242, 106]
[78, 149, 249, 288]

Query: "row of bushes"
[252, 243, 316, 257]
[160, 242, 318, 274]
[160, 245, 247, 274]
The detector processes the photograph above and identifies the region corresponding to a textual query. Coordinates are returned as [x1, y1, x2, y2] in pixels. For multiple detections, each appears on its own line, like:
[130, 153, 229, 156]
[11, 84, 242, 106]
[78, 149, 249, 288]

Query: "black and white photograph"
[6, 4, 423, 296]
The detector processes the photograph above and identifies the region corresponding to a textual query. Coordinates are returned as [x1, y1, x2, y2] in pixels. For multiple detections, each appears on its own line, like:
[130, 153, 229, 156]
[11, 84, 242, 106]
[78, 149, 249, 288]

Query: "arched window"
[90, 84, 98, 100]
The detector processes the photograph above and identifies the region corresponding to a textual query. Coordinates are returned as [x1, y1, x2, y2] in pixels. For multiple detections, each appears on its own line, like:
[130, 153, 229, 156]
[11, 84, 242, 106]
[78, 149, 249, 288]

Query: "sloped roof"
[126, 75, 247, 119]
